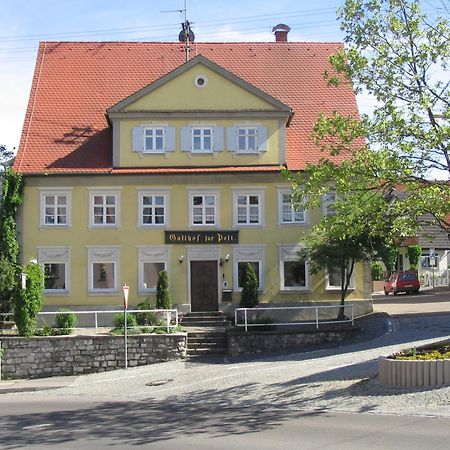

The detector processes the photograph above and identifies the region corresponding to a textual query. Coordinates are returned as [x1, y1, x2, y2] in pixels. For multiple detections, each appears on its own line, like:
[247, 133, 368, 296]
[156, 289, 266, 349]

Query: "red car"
[384, 271, 420, 295]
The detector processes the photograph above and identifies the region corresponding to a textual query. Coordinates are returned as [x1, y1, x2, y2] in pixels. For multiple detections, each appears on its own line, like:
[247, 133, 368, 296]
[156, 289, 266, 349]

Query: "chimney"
[272, 24, 291, 42]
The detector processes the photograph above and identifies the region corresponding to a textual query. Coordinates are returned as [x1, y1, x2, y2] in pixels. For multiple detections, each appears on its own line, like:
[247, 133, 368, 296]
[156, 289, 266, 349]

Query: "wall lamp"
[178, 255, 184, 264]
[219, 254, 230, 267]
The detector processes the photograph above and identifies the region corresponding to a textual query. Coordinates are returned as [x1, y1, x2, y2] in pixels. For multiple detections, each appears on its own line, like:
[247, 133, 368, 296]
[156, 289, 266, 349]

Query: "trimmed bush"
[240, 263, 259, 308]
[407, 245, 422, 270]
[156, 270, 172, 309]
[113, 312, 138, 330]
[133, 298, 158, 326]
[55, 308, 78, 334]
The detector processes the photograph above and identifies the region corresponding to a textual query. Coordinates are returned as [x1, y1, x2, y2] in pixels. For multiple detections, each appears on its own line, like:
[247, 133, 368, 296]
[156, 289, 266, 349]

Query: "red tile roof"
[14, 41, 360, 175]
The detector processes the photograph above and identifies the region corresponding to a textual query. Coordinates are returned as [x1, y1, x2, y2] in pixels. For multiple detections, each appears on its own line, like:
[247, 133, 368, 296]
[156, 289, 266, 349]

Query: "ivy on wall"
[0, 168, 23, 316]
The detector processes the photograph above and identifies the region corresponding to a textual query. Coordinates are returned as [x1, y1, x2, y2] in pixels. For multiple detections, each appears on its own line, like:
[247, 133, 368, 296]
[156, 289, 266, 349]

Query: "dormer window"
[181, 125, 224, 154]
[192, 127, 212, 152]
[144, 127, 165, 152]
[227, 125, 268, 154]
[132, 125, 176, 154]
[237, 127, 257, 151]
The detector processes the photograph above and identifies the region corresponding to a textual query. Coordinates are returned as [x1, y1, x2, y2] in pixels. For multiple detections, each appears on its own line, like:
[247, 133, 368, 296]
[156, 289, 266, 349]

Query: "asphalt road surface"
[1, 287, 450, 449]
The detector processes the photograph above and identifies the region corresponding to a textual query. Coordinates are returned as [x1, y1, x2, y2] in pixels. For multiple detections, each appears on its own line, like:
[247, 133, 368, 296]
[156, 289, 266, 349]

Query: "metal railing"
[235, 304, 354, 332]
[0, 309, 179, 334]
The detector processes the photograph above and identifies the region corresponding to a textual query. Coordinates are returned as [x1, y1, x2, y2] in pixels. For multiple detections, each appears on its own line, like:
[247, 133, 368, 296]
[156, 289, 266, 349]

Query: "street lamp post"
[122, 284, 129, 369]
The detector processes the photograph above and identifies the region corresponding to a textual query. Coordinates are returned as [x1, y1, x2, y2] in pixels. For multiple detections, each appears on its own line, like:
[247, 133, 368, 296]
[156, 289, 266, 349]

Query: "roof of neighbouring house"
[14, 41, 360, 175]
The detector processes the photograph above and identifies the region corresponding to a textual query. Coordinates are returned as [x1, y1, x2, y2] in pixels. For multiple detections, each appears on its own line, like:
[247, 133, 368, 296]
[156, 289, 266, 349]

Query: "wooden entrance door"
[190, 260, 218, 312]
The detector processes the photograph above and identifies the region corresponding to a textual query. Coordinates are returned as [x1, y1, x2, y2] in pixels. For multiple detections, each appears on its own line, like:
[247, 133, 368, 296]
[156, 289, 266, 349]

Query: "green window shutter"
[132, 126, 143, 152]
[257, 126, 268, 152]
[227, 126, 237, 151]
[165, 127, 176, 151]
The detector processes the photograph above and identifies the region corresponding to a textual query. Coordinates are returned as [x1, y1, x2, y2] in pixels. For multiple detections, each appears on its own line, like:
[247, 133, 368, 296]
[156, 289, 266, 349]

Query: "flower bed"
[378, 340, 450, 388]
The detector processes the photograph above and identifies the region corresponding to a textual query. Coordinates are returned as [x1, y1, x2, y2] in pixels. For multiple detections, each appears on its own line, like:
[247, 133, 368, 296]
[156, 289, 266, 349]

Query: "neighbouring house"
[398, 221, 450, 287]
[13, 25, 372, 316]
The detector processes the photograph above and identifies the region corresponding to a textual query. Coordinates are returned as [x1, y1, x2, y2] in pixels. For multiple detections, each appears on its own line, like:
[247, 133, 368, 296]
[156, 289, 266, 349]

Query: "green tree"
[0, 144, 14, 172]
[240, 263, 259, 308]
[377, 243, 399, 278]
[287, 0, 450, 236]
[14, 261, 44, 337]
[0, 256, 15, 318]
[156, 270, 172, 309]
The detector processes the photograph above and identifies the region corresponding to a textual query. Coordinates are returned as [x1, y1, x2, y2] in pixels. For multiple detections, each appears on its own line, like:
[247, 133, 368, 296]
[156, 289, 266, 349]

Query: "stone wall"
[0, 333, 187, 379]
[228, 329, 356, 356]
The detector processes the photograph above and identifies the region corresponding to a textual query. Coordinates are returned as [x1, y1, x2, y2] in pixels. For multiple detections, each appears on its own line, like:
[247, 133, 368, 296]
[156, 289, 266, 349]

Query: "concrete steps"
[181, 312, 230, 356]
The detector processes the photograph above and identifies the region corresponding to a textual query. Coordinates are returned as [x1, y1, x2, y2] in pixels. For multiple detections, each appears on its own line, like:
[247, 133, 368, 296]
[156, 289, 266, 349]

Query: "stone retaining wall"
[228, 329, 356, 356]
[0, 334, 187, 379]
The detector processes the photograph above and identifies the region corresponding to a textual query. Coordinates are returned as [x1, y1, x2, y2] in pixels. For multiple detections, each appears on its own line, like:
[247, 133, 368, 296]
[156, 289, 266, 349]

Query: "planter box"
[378, 356, 450, 388]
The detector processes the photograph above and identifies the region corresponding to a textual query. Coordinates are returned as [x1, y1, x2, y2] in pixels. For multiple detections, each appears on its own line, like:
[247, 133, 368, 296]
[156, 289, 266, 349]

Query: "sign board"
[429, 248, 435, 257]
[429, 257, 436, 267]
[165, 230, 239, 245]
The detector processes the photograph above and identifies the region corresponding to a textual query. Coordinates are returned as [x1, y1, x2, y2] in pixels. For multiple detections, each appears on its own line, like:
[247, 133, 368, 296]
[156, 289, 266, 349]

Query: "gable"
[109, 55, 292, 114]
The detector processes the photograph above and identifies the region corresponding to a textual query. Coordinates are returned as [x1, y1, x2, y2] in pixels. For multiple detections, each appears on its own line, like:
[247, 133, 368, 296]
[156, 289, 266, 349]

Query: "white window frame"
[188, 190, 220, 227]
[278, 189, 307, 225]
[143, 126, 165, 153]
[88, 189, 121, 228]
[232, 245, 265, 292]
[322, 192, 337, 217]
[191, 126, 213, 152]
[326, 264, 355, 290]
[38, 247, 70, 295]
[138, 247, 169, 294]
[279, 245, 310, 291]
[236, 126, 258, 152]
[87, 246, 120, 294]
[39, 189, 72, 228]
[232, 188, 265, 227]
[137, 189, 169, 228]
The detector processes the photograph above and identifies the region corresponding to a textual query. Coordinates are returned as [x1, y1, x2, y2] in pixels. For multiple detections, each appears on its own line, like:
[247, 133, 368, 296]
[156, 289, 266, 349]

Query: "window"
[192, 127, 212, 151]
[39, 190, 71, 227]
[38, 247, 70, 294]
[138, 191, 168, 227]
[144, 127, 164, 152]
[279, 246, 309, 291]
[189, 191, 219, 226]
[327, 264, 355, 290]
[181, 126, 224, 153]
[237, 127, 257, 151]
[421, 253, 439, 268]
[227, 125, 267, 153]
[132, 125, 175, 153]
[233, 246, 264, 291]
[89, 190, 120, 227]
[138, 247, 169, 293]
[322, 192, 336, 217]
[278, 190, 306, 224]
[88, 247, 120, 293]
[233, 190, 264, 227]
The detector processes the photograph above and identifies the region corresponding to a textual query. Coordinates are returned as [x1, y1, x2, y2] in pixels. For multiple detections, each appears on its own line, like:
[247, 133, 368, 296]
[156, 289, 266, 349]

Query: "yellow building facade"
[16, 47, 372, 315]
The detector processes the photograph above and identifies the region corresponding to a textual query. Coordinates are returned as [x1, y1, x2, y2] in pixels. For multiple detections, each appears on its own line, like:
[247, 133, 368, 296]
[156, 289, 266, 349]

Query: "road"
[1, 287, 450, 449]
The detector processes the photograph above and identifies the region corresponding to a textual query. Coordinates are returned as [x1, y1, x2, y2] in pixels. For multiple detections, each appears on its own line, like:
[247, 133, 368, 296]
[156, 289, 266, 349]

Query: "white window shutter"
[213, 127, 224, 151]
[165, 127, 176, 151]
[180, 127, 191, 151]
[227, 126, 237, 151]
[132, 126, 143, 152]
[257, 126, 268, 152]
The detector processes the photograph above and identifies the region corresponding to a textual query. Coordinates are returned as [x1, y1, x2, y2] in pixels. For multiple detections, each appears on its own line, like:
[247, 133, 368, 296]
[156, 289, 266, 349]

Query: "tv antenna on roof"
[161, 0, 194, 63]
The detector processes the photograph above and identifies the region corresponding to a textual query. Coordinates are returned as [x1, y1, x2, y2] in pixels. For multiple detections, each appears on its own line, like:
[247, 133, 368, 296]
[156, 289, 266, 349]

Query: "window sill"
[44, 290, 70, 296]
[88, 225, 120, 229]
[39, 225, 71, 230]
[88, 290, 120, 296]
[277, 222, 308, 227]
[280, 288, 311, 293]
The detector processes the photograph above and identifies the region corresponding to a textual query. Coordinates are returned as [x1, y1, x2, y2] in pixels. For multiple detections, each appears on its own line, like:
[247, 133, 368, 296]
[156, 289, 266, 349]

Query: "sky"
[0, 0, 446, 157]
